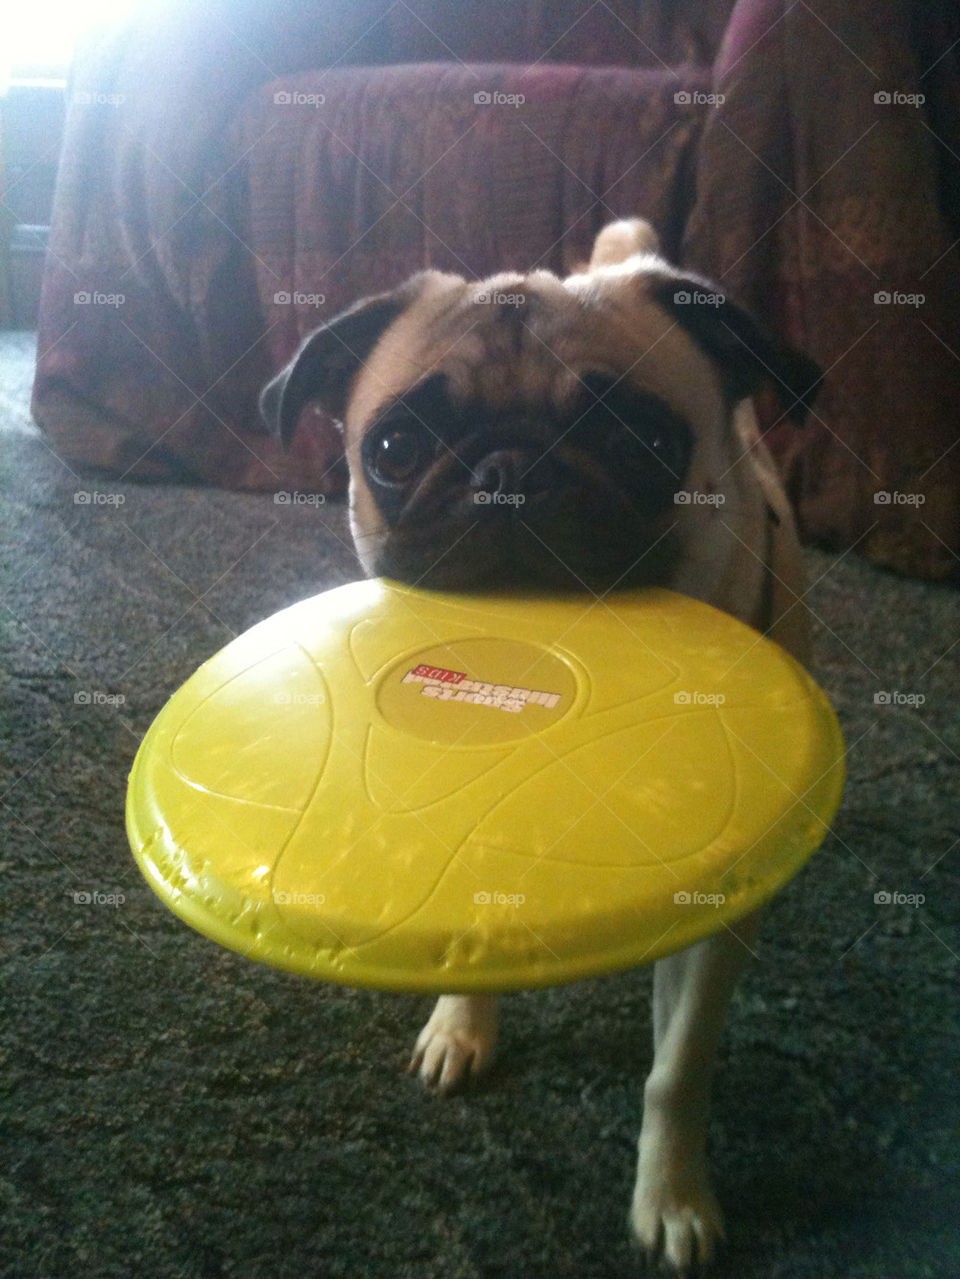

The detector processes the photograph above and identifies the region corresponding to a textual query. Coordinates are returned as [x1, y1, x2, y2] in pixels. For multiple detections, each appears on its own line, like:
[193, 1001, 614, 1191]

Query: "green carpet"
[2, 332, 958, 1278]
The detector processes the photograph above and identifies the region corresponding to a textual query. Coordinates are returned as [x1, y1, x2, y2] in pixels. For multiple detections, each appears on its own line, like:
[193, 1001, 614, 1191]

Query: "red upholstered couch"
[32, 0, 960, 579]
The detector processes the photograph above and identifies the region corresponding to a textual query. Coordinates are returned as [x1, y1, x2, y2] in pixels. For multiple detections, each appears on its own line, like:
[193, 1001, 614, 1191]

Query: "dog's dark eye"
[605, 426, 687, 478]
[576, 375, 691, 481]
[369, 424, 428, 485]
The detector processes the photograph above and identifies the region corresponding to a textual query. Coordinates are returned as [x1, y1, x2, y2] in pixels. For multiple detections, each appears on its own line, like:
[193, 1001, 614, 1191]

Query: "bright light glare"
[4, 0, 142, 80]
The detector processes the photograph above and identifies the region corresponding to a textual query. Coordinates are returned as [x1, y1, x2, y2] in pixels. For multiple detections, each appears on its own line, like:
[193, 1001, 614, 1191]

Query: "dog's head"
[260, 230, 821, 592]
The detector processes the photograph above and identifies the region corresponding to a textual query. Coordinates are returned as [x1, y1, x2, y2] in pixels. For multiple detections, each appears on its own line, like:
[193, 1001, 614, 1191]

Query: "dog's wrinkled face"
[260, 250, 820, 594]
[356, 362, 691, 590]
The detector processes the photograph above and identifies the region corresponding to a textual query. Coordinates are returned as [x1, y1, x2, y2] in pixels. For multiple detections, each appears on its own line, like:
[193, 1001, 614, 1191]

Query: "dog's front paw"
[408, 994, 498, 1095]
[628, 1154, 725, 1274]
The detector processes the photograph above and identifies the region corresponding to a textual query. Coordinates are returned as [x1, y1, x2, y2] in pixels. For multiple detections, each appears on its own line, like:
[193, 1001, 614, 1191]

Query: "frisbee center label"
[378, 637, 577, 744]
[402, 663, 562, 714]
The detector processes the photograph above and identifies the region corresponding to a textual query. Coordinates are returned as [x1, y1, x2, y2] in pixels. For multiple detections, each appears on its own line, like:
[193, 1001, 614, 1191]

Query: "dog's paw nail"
[408, 999, 497, 1095]
[629, 1160, 723, 1273]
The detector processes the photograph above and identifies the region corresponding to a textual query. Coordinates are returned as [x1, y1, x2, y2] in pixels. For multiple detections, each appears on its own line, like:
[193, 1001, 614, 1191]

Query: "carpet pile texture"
[2, 332, 957, 1277]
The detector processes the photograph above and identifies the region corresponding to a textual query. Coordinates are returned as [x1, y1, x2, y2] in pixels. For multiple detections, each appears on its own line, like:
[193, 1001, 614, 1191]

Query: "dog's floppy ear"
[259, 292, 405, 445]
[651, 275, 823, 423]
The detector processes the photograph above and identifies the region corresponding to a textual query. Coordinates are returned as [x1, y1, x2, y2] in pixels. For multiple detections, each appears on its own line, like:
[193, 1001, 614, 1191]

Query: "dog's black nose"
[470, 449, 557, 502]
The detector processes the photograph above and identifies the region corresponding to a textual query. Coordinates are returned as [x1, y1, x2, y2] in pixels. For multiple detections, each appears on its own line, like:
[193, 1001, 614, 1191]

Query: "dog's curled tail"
[588, 218, 661, 268]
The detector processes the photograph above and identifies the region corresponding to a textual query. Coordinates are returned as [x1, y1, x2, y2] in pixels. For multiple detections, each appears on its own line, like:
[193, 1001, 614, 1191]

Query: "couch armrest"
[681, 0, 960, 579]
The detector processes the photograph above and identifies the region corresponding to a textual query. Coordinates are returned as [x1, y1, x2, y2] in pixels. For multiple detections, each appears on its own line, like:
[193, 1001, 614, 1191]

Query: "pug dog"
[260, 219, 822, 1273]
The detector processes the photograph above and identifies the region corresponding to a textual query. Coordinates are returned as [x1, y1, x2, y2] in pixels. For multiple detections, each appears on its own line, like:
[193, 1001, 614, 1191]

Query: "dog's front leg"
[408, 994, 499, 1095]
[630, 910, 761, 1272]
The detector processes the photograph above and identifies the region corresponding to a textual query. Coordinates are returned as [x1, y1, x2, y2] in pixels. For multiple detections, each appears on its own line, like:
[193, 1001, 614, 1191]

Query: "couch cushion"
[242, 61, 709, 460]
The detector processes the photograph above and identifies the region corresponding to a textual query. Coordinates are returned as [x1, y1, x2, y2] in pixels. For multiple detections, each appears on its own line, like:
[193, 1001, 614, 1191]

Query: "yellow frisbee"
[126, 579, 844, 993]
